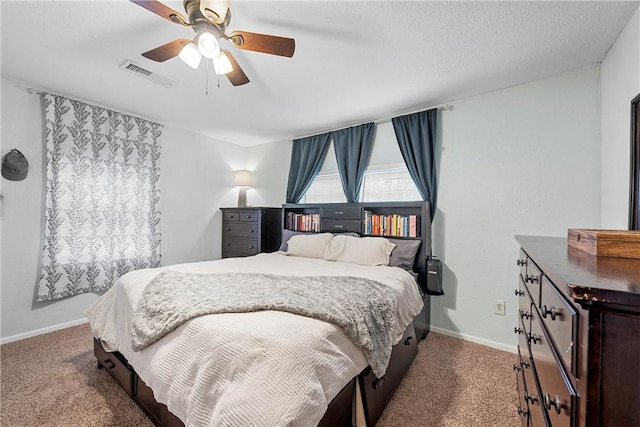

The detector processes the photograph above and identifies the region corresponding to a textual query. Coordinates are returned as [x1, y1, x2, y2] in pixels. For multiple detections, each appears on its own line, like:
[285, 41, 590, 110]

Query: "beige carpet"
[1, 324, 520, 426]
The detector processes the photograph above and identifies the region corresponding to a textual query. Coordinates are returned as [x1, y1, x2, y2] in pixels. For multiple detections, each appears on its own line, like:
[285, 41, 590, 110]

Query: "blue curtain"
[286, 132, 332, 203]
[331, 123, 376, 203]
[392, 109, 438, 220]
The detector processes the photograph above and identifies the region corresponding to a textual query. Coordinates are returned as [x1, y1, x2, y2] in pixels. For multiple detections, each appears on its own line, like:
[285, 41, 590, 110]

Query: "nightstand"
[221, 207, 281, 258]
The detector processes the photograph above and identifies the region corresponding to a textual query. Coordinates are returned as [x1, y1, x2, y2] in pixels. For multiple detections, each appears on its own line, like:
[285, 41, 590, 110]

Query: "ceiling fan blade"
[222, 50, 250, 86]
[142, 39, 191, 62]
[229, 31, 295, 58]
[130, 0, 188, 25]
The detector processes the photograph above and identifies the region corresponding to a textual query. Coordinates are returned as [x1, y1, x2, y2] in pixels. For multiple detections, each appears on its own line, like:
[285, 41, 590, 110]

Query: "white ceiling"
[2, 1, 639, 146]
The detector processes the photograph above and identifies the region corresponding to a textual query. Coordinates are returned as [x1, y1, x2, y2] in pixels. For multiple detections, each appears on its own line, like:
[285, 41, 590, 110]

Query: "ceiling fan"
[130, 0, 295, 86]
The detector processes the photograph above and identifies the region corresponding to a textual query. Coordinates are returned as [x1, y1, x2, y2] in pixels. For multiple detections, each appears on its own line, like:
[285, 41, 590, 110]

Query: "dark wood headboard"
[281, 201, 431, 290]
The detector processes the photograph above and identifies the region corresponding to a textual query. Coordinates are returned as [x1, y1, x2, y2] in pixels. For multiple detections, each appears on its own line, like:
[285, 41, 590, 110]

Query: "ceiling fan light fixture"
[200, 0, 229, 24]
[212, 51, 233, 75]
[197, 30, 220, 59]
[179, 42, 202, 69]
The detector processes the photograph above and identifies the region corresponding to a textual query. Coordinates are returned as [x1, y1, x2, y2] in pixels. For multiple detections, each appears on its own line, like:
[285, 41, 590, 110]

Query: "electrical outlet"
[493, 300, 506, 316]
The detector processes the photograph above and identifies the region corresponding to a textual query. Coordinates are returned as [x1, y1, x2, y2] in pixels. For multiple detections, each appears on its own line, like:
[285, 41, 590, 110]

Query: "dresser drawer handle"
[249, 229, 254, 233]
[515, 289, 525, 297]
[249, 246, 254, 249]
[517, 259, 526, 266]
[104, 359, 116, 370]
[245, 215, 253, 220]
[517, 406, 529, 417]
[512, 364, 522, 372]
[514, 327, 524, 335]
[520, 360, 530, 369]
[544, 393, 562, 414]
[527, 333, 540, 345]
[404, 336, 413, 346]
[226, 228, 231, 232]
[524, 392, 538, 404]
[226, 243, 231, 247]
[541, 304, 558, 321]
[519, 309, 531, 320]
[525, 274, 538, 284]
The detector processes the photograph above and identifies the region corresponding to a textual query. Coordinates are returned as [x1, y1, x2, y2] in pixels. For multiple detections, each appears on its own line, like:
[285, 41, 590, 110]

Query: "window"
[303, 163, 421, 203]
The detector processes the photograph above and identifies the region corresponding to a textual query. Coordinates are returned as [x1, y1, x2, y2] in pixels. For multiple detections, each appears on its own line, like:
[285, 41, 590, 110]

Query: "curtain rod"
[291, 102, 455, 141]
[20, 82, 162, 126]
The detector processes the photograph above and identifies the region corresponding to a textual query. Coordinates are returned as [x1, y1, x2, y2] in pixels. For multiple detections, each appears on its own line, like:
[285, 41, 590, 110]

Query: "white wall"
[248, 66, 602, 350]
[0, 78, 245, 341]
[432, 66, 601, 348]
[601, 7, 640, 229]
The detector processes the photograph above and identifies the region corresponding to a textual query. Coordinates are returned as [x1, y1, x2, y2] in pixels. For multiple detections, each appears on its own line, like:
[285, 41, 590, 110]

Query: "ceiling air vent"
[119, 60, 178, 88]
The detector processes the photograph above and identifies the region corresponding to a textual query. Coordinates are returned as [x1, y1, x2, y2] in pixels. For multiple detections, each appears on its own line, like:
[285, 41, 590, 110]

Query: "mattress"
[85, 252, 423, 426]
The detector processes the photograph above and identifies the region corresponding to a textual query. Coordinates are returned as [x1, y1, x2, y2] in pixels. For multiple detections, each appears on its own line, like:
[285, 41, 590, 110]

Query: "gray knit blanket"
[131, 271, 398, 378]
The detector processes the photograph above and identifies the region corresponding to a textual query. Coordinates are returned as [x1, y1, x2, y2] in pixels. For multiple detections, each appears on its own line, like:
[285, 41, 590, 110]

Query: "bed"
[86, 208, 430, 427]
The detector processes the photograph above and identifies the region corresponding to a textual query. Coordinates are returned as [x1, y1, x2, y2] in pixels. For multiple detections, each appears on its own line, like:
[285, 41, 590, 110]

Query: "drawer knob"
[404, 336, 414, 346]
[541, 304, 558, 321]
[372, 376, 385, 389]
[512, 364, 522, 372]
[226, 243, 231, 247]
[515, 289, 525, 297]
[520, 309, 531, 320]
[517, 259, 526, 266]
[521, 360, 530, 369]
[524, 392, 538, 404]
[517, 406, 529, 417]
[249, 246, 254, 249]
[250, 229, 254, 233]
[514, 327, 524, 335]
[544, 393, 562, 414]
[227, 228, 231, 232]
[525, 274, 538, 284]
[527, 333, 540, 345]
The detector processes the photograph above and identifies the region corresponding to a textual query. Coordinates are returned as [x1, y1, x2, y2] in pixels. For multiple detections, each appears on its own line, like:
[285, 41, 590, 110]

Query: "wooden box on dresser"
[220, 207, 281, 258]
[514, 235, 640, 427]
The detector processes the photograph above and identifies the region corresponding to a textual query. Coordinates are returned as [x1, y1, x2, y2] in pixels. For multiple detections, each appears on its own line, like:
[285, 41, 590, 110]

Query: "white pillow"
[323, 235, 396, 266]
[286, 233, 334, 259]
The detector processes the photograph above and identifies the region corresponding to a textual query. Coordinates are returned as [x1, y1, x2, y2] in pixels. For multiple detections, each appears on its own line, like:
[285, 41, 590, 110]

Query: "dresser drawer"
[524, 260, 542, 307]
[224, 222, 259, 238]
[540, 276, 578, 376]
[223, 238, 259, 255]
[321, 206, 361, 220]
[223, 211, 241, 222]
[518, 275, 533, 333]
[240, 211, 260, 222]
[515, 364, 530, 426]
[529, 308, 576, 427]
[93, 338, 134, 397]
[321, 219, 361, 233]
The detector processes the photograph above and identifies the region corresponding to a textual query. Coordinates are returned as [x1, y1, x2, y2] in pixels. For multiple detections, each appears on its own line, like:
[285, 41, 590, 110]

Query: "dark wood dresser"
[221, 207, 281, 258]
[514, 235, 640, 427]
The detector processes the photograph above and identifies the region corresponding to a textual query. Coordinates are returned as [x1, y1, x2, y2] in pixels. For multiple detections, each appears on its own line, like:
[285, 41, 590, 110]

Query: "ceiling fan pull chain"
[205, 60, 210, 95]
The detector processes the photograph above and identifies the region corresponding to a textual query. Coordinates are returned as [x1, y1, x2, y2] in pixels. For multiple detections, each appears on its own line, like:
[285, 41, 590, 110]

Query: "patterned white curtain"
[36, 94, 162, 301]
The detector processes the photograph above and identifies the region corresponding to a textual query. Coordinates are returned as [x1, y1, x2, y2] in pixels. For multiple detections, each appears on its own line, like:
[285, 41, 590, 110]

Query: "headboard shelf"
[281, 201, 431, 288]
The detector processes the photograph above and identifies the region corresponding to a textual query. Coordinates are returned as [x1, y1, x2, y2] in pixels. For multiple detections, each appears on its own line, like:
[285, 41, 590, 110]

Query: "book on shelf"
[286, 212, 320, 232]
[363, 211, 418, 238]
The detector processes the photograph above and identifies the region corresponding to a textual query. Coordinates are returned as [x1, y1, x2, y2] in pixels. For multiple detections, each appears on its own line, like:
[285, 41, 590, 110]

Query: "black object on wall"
[2, 149, 29, 181]
[630, 92, 640, 230]
[425, 256, 444, 295]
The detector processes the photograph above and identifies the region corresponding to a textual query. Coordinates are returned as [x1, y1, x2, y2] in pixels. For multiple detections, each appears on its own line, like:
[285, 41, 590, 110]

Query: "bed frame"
[93, 201, 431, 426]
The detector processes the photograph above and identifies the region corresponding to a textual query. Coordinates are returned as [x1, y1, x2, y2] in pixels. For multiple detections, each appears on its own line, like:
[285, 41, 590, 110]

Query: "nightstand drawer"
[321, 206, 361, 220]
[223, 238, 258, 255]
[223, 211, 241, 222]
[321, 219, 361, 233]
[224, 222, 258, 238]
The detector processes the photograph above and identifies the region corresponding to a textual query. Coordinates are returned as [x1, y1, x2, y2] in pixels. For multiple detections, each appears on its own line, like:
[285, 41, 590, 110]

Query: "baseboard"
[0, 318, 88, 345]
[429, 326, 517, 354]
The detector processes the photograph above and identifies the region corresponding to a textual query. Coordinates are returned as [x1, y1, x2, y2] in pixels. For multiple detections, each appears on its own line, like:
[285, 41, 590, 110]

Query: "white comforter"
[85, 253, 423, 427]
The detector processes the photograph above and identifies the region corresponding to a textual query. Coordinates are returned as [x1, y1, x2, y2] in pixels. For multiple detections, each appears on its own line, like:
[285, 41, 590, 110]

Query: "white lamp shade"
[197, 31, 220, 59]
[200, 0, 229, 24]
[212, 51, 233, 75]
[178, 42, 202, 69]
[234, 170, 252, 187]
